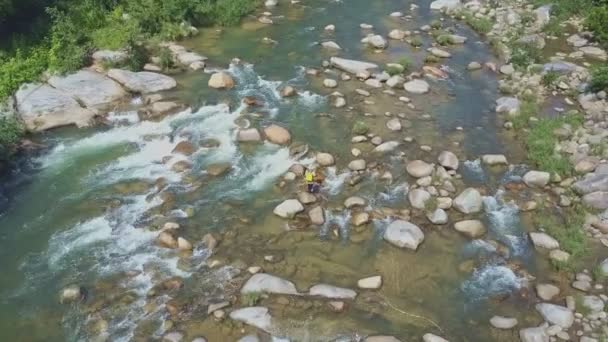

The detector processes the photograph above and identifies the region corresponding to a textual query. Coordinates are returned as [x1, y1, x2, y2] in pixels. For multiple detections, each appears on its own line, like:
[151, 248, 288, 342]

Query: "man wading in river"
[305, 168, 316, 193]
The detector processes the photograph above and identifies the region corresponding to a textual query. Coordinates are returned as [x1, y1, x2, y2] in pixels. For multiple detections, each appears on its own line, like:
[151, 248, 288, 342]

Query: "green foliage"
[385, 65, 403, 76]
[462, 12, 492, 34]
[352, 121, 369, 135]
[157, 46, 175, 71]
[509, 41, 542, 69]
[430, 19, 442, 30]
[543, 17, 565, 36]
[520, 11, 537, 26]
[91, 8, 142, 50]
[47, 7, 90, 74]
[589, 66, 608, 92]
[410, 36, 423, 47]
[398, 57, 412, 72]
[0, 46, 48, 100]
[242, 291, 262, 306]
[586, 6, 608, 45]
[424, 55, 439, 64]
[511, 98, 538, 130]
[123, 40, 147, 71]
[536, 205, 588, 270]
[436, 34, 453, 46]
[0, 116, 23, 156]
[542, 71, 559, 87]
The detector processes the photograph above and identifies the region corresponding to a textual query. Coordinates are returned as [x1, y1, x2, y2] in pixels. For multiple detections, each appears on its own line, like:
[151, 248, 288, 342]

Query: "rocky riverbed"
[1, 0, 608, 341]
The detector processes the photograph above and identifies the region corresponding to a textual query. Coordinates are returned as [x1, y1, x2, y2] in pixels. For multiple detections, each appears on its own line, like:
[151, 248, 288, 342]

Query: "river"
[0, 0, 553, 341]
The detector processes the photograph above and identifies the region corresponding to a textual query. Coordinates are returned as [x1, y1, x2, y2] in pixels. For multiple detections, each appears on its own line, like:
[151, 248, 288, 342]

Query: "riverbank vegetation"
[0, 116, 23, 159]
[0, 0, 259, 102]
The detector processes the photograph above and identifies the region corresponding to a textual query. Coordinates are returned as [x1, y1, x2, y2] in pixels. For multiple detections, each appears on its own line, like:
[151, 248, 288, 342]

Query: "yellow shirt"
[305, 171, 314, 182]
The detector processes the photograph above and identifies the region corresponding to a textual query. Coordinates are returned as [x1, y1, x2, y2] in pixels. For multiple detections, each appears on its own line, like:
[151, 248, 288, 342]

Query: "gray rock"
[438, 151, 459, 170]
[453, 188, 483, 214]
[208, 71, 235, 89]
[530, 232, 559, 249]
[567, 34, 588, 48]
[519, 326, 549, 342]
[357, 276, 382, 289]
[386, 118, 402, 131]
[543, 62, 578, 74]
[449, 34, 467, 44]
[48, 70, 127, 111]
[430, 47, 451, 58]
[406, 160, 434, 178]
[15, 83, 95, 131]
[316, 152, 335, 166]
[309, 206, 325, 225]
[403, 79, 430, 94]
[518, 34, 546, 49]
[237, 128, 262, 142]
[383, 220, 425, 250]
[162, 331, 184, 342]
[273, 199, 304, 219]
[386, 75, 405, 88]
[582, 295, 604, 313]
[241, 273, 299, 295]
[583, 192, 608, 209]
[422, 334, 449, 342]
[344, 196, 366, 208]
[59, 285, 84, 304]
[482, 154, 508, 165]
[523, 171, 551, 188]
[373, 141, 400, 153]
[427, 208, 448, 225]
[330, 57, 379, 75]
[388, 29, 406, 40]
[536, 283, 560, 301]
[298, 191, 317, 204]
[92, 50, 127, 64]
[308, 284, 357, 299]
[496, 97, 520, 115]
[454, 220, 486, 238]
[500, 64, 515, 75]
[430, 0, 461, 11]
[535, 5, 552, 28]
[365, 336, 402, 342]
[349, 159, 367, 171]
[229, 307, 273, 332]
[490, 316, 518, 329]
[535, 303, 574, 328]
[600, 258, 608, 274]
[237, 335, 260, 342]
[573, 172, 608, 195]
[108, 69, 177, 93]
[321, 41, 342, 50]
[468, 61, 482, 70]
[579, 46, 607, 61]
[408, 189, 431, 209]
[364, 35, 388, 49]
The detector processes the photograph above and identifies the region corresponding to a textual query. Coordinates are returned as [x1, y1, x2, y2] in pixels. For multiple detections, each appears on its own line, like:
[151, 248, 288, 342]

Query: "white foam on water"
[376, 182, 409, 203]
[106, 110, 140, 125]
[461, 265, 523, 300]
[244, 144, 295, 191]
[322, 167, 350, 196]
[483, 191, 528, 257]
[320, 210, 351, 238]
[463, 159, 485, 181]
[462, 239, 498, 258]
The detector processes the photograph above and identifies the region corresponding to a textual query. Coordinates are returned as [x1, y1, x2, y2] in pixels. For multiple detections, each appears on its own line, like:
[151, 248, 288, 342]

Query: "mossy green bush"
[589, 65, 608, 92]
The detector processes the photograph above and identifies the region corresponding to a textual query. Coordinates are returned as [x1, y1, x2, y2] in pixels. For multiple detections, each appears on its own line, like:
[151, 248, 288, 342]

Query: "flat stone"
[308, 206, 325, 225]
[406, 160, 434, 178]
[357, 276, 382, 289]
[403, 79, 430, 94]
[430, 0, 461, 11]
[308, 284, 357, 299]
[530, 232, 559, 250]
[536, 303, 573, 329]
[48, 70, 127, 110]
[297, 191, 317, 204]
[383, 220, 425, 250]
[482, 154, 508, 165]
[574, 172, 608, 195]
[524, 171, 551, 188]
[453, 188, 483, 214]
[330, 57, 379, 75]
[454, 220, 486, 238]
[490, 316, 518, 329]
[273, 199, 304, 219]
[583, 191, 608, 209]
[348, 159, 367, 171]
[237, 128, 262, 142]
[374, 141, 400, 153]
[536, 283, 560, 301]
[229, 307, 272, 332]
[519, 327, 549, 342]
[108, 69, 177, 93]
[241, 273, 299, 295]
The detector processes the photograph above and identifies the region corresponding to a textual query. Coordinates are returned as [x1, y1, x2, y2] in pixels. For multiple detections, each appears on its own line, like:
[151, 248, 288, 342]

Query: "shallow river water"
[0, 0, 558, 341]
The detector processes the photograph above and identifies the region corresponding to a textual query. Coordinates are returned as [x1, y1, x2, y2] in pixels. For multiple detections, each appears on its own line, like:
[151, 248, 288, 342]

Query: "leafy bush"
[0, 46, 48, 100]
[47, 7, 90, 74]
[509, 41, 542, 69]
[589, 65, 608, 92]
[436, 34, 453, 46]
[385, 65, 403, 76]
[424, 55, 439, 64]
[463, 12, 492, 34]
[430, 20, 442, 30]
[542, 71, 559, 87]
[91, 8, 142, 50]
[157, 46, 175, 71]
[585, 5, 608, 45]
[398, 57, 413, 72]
[0, 116, 23, 152]
[410, 36, 423, 47]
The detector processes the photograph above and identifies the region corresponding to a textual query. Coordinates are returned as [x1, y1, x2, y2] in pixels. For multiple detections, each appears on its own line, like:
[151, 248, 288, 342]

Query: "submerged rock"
[108, 69, 177, 93]
[383, 220, 425, 250]
[403, 79, 430, 94]
[241, 273, 299, 295]
[330, 57, 379, 75]
[273, 199, 304, 219]
[490, 316, 518, 329]
[535, 303, 574, 328]
[308, 284, 357, 299]
[229, 307, 273, 332]
[59, 285, 85, 304]
[453, 188, 482, 214]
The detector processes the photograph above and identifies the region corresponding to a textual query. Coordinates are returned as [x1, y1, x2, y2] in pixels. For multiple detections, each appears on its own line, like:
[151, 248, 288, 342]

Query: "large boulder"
[454, 220, 486, 238]
[383, 220, 425, 250]
[241, 273, 299, 295]
[453, 188, 482, 214]
[229, 307, 273, 332]
[523, 171, 550, 188]
[108, 69, 177, 93]
[535, 303, 574, 328]
[583, 191, 608, 209]
[273, 199, 304, 219]
[408, 189, 431, 209]
[438, 151, 458, 170]
[208, 71, 235, 89]
[308, 284, 357, 299]
[15, 83, 95, 131]
[264, 124, 291, 145]
[406, 160, 434, 178]
[48, 70, 127, 111]
[430, 0, 461, 11]
[403, 79, 430, 94]
[573, 172, 608, 195]
[579, 46, 607, 61]
[330, 57, 379, 75]
[308, 206, 325, 225]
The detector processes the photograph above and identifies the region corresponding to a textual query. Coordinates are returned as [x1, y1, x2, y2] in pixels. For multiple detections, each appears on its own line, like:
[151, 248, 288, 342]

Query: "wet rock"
[321, 41, 342, 50]
[344, 196, 366, 209]
[523, 171, 550, 188]
[422, 333, 449, 342]
[237, 128, 262, 142]
[438, 151, 459, 170]
[383, 220, 425, 250]
[264, 124, 291, 145]
[535, 303, 574, 328]
[427, 208, 448, 225]
[330, 57, 379, 75]
[454, 220, 486, 238]
[430, 0, 461, 11]
[408, 188, 431, 209]
[107, 69, 177, 93]
[162, 331, 184, 342]
[530, 232, 559, 250]
[363, 35, 388, 49]
[386, 75, 405, 88]
[92, 50, 127, 64]
[536, 283, 560, 301]
[241, 273, 299, 295]
[229, 307, 273, 332]
[573, 172, 608, 195]
[208, 71, 235, 89]
[449, 34, 467, 44]
[298, 192, 317, 204]
[48, 70, 127, 111]
[519, 326, 549, 342]
[172, 141, 195, 156]
[404, 79, 430, 94]
[490, 316, 518, 329]
[374, 141, 400, 153]
[146, 101, 182, 117]
[177, 237, 192, 251]
[583, 192, 608, 209]
[158, 231, 178, 249]
[496, 97, 520, 115]
[352, 212, 370, 226]
[386, 118, 402, 131]
[309, 284, 357, 299]
[579, 46, 607, 61]
[348, 159, 367, 171]
[406, 160, 434, 178]
[430, 47, 451, 58]
[15, 83, 95, 131]
[453, 188, 482, 214]
[468, 61, 482, 70]
[365, 337, 402, 342]
[328, 301, 346, 312]
[423, 66, 448, 79]
[582, 295, 605, 313]
[482, 154, 508, 166]
[549, 249, 570, 263]
[388, 29, 406, 40]
[323, 79, 338, 88]
[60, 285, 85, 304]
[316, 152, 335, 166]
[207, 163, 231, 177]
[273, 199, 304, 219]
[309, 206, 325, 225]
[280, 85, 297, 97]
[567, 34, 588, 48]
[358, 275, 382, 289]
[202, 233, 218, 251]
